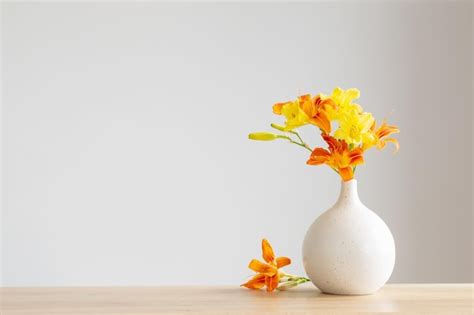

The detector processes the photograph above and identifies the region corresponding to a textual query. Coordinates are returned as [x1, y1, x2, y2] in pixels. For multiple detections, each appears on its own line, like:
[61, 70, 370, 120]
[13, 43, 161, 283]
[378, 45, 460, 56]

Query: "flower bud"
[248, 132, 279, 141]
[270, 123, 286, 132]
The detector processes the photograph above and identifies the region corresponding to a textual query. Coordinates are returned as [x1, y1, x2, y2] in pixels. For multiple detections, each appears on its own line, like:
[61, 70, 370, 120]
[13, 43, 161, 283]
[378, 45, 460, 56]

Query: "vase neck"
[334, 179, 361, 208]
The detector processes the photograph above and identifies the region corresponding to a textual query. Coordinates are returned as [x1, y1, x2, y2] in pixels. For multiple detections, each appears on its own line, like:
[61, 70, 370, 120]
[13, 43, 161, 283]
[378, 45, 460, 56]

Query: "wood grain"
[1, 284, 473, 314]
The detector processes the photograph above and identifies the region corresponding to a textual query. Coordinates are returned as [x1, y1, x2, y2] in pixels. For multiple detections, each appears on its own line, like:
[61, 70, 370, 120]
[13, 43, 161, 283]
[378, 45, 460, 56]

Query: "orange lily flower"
[241, 239, 291, 292]
[374, 121, 400, 152]
[300, 94, 336, 134]
[364, 121, 400, 152]
[307, 134, 364, 181]
[273, 94, 336, 134]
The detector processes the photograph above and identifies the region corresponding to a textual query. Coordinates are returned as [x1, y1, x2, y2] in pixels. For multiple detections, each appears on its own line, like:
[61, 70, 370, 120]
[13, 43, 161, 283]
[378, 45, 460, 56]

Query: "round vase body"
[302, 179, 395, 295]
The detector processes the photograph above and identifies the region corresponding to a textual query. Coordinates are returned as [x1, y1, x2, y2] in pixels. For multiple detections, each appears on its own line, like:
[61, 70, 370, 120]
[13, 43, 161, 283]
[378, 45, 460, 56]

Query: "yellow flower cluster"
[249, 87, 399, 181]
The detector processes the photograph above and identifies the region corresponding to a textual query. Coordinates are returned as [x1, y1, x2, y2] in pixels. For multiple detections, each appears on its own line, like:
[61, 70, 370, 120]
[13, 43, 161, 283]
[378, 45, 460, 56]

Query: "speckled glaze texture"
[302, 179, 395, 295]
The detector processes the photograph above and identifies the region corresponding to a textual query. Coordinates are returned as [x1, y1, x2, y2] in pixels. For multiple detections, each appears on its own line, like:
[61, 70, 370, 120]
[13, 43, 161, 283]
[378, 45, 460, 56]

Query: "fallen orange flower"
[241, 239, 309, 292]
[307, 134, 364, 181]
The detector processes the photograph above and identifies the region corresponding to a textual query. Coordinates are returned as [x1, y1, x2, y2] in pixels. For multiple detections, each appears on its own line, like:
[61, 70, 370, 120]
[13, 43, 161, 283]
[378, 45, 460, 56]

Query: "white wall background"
[2, 2, 472, 286]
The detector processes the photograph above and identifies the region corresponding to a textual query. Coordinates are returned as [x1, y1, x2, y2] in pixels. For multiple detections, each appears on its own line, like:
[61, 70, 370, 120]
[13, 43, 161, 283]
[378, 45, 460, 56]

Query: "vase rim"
[342, 179, 357, 184]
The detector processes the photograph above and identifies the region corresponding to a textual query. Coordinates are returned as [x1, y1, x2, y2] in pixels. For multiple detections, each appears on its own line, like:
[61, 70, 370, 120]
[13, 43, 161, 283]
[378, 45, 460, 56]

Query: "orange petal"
[298, 94, 312, 102]
[339, 167, 354, 181]
[307, 148, 330, 165]
[272, 102, 286, 115]
[248, 259, 277, 276]
[299, 95, 315, 117]
[322, 134, 339, 152]
[310, 112, 331, 134]
[339, 139, 349, 152]
[320, 97, 337, 109]
[241, 274, 266, 290]
[376, 122, 400, 139]
[350, 155, 364, 166]
[320, 112, 332, 134]
[311, 147, 331, 157]
[265, 273, 280, 292]
[262, 239, 275, 263]
[349, 148, 364, 165]
[276, 256, 291, 268]
[307, 157, 328, 166]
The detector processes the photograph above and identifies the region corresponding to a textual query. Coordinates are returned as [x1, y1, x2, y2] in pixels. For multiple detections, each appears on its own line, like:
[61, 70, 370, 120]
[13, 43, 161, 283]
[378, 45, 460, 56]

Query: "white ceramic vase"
[302, 179, 395, 295]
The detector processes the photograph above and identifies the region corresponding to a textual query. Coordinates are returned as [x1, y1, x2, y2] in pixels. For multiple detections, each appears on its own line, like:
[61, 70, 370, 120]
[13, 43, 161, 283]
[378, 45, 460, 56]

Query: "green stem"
[289, 140, 312, 152]
[288, 130, 304, 143]
[278, 135, 312, 152]
[280, 272, 311, 282]
[277, 273, 311, 291]
[288, 131, 312, 151]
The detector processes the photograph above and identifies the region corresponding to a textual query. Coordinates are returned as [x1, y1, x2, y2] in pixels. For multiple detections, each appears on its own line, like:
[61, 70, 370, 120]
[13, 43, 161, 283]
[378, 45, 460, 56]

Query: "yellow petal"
[333, 128, 345, 141]
[360, 113, 375, 132]
[361, 132, 376, 149]
[342, 88, 360, 106]
[332, 87, 343, 101]
[351, 103, 363, 113]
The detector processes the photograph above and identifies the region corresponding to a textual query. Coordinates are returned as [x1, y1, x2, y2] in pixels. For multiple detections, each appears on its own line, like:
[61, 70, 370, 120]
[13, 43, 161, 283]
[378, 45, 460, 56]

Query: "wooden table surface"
[1, 284, 473, 314]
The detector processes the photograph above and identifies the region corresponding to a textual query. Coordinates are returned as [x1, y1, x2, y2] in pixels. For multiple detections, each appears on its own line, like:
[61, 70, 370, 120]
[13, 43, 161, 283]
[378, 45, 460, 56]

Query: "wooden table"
[1, 284, 473, 314]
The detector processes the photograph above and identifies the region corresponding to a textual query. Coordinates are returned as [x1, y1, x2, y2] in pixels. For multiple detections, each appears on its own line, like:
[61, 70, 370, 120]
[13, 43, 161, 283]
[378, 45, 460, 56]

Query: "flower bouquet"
[248, 87, 399, 180]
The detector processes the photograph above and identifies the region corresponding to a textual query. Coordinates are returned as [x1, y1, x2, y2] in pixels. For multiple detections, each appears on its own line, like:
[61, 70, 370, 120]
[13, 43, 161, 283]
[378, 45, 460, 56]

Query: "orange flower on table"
[241, 239, 309, 292]
[307, 134, 364, 181]
[241, 239, 291, 292]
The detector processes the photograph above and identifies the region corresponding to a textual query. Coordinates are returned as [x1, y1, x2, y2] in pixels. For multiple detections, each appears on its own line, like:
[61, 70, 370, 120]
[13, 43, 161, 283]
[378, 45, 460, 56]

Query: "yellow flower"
[272, 99, 310, 131]
[334, 111, 375, 146]
[331, 87, 360, 106]
[325, 87, 363, 121]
